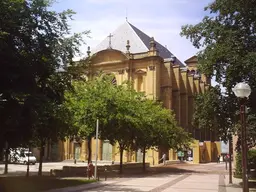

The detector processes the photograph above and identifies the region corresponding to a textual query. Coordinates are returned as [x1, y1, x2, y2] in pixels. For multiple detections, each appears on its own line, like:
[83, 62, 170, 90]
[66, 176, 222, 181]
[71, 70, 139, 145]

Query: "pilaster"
[180, 70, 189, 130]
[188, 75, 195, 136]
[172, 66, 181, 124]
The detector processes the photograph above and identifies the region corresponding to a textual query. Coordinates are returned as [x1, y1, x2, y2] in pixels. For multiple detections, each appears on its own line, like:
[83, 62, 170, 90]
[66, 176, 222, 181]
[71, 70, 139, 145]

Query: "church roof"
[91, 21, 185, 67]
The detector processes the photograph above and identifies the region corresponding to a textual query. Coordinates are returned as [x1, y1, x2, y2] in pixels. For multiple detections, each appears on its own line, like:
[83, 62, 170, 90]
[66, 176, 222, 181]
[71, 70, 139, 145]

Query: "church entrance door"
[51, 142, 59, 161]
[102, 140, 112, 161]
[136, 149, 143, 163]
[74, 143, 81, 160]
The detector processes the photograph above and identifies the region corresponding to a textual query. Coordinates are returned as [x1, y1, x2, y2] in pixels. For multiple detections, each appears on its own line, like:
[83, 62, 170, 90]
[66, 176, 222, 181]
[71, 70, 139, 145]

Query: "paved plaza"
[45, 163, 253, 192]
[47, 173, 246, 192]
[1, 162, 254, 192]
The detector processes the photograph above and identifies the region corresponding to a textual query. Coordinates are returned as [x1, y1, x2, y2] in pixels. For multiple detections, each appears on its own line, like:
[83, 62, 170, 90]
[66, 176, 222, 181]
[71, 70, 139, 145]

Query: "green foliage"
[234, 149, 256, 178]
[193, 86, 234, 141]
[65, 74, 192, 172]
[181, 0, 256, 145]
[193, 87, 220, 130]
[246, 114, 256, 149]
[135, 99, 191, 152]
[0, 0, 89, 149]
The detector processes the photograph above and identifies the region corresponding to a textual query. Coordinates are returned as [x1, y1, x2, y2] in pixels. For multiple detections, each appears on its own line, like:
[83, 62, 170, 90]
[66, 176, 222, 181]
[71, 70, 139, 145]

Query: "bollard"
[74, 159, 76, 164]
[104, 167, 107, 181]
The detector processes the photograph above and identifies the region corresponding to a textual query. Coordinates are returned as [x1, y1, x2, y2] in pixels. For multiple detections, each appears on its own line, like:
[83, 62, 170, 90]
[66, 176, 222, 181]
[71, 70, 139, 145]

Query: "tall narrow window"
[111, 77, 117, 85]
[137, 75, 143, 92]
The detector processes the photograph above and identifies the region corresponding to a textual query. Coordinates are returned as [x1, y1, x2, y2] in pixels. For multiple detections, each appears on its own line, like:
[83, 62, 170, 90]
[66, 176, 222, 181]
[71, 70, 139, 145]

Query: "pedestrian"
[159, 153, 167, 165]
[217, 155, 220, 163]
[87, 161, 94, 179]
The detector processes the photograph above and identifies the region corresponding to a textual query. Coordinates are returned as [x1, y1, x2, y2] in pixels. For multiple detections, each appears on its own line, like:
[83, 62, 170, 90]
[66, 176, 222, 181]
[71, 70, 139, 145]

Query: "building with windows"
[34, 21, 221, 164]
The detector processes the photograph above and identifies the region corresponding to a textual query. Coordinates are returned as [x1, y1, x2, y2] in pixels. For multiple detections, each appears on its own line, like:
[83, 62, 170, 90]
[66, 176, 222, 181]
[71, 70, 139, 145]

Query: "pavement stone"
[162, 174, 219, 192]
[86, 174, 183, 192]
[223, 175, 242, 192]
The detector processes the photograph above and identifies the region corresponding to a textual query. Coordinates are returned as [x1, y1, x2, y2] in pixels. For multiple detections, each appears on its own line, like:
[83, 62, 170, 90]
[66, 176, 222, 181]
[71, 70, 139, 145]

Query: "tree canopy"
[0, 0, 89, 174]
[65, 74, 192, 173]
[181, 0, 256, 146]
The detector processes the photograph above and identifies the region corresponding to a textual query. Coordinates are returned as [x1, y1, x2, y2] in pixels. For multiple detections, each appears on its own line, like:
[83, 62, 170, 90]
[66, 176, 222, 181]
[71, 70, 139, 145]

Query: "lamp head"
[232, 82, 251, 98]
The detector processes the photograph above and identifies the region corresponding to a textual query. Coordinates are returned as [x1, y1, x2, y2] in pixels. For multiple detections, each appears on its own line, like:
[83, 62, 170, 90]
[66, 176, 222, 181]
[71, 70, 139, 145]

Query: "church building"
[35, 21, 221, 164]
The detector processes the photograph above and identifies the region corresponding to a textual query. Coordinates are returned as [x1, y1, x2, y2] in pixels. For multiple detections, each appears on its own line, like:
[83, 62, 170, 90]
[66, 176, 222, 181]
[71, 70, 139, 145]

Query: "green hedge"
[234, 149, 256, 178]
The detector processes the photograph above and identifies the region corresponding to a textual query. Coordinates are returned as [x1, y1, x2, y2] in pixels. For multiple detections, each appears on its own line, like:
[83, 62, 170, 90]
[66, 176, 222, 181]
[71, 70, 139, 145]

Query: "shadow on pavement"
[97, 165, 197, 180]
[0, 171, 50, 177]
[87, 184, 148, 192]
[0, 176, 94, 192]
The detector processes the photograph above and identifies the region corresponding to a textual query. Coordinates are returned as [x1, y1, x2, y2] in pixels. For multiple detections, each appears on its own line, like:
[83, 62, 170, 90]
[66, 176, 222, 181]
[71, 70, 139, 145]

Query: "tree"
[192, 86, 233, 141]
[180, 0, 256, 146]
[135, 99, 191, 171]
[0, 0, 89, 174]
[66, 74, 191, 174]
[64, 74, 117, 163]
[101, 83, 144, 174]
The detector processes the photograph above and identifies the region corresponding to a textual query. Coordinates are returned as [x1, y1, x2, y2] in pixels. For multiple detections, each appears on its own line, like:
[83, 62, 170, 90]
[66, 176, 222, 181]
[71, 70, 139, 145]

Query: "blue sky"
[52, 0, 213, 63]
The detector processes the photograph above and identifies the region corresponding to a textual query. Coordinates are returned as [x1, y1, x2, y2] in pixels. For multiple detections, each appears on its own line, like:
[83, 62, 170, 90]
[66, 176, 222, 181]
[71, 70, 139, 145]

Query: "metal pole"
[229, 137, 232, 184]
[94, 119, 99, 179]
[226, 158, 228, 170]
[241, 101, 248, 192]
[26, 147, 30, 177]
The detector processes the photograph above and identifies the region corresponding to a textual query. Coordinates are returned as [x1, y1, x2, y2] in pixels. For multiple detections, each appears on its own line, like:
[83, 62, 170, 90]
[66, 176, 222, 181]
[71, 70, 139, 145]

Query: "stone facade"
[34, 22, 221, 164]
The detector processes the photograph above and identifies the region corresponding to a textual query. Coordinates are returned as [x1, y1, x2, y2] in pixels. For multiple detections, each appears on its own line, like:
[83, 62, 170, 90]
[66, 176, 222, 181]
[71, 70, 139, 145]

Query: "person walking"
[87, 161, 94, 179]
[159, 153, 167, 165]
[217, 155, 220, 163]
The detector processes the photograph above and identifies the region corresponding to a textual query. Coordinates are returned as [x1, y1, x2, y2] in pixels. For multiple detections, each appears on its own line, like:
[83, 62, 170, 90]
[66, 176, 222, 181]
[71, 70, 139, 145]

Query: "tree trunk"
[87, 137, 92, 164]
[4, 141, 9, 174]
[142, 146, 146, 172]
[47, 139, 50, 161]
[0, 144, 3, 161]
[26, 147, 30, 177]
[38, 141, 45, 176]
[119, 147, 124, 174]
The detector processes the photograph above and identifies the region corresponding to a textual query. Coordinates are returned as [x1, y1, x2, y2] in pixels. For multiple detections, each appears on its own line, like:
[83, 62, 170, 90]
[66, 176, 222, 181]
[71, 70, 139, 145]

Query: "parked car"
[9, 148, 37, 165]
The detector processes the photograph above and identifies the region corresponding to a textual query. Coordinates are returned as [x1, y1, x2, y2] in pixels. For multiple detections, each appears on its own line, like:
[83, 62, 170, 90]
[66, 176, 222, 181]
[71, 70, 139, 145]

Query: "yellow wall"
[190, 140, 200, 164]
[38, 48, 216, 165]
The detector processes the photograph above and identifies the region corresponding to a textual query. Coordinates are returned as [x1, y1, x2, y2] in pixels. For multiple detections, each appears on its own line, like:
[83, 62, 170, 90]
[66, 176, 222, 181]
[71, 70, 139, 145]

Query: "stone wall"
[50, 162, 150, 177]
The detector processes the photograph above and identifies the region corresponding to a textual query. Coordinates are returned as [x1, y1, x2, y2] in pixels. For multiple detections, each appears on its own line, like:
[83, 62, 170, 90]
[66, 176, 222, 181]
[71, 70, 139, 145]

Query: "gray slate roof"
[91, 21, 184, 67]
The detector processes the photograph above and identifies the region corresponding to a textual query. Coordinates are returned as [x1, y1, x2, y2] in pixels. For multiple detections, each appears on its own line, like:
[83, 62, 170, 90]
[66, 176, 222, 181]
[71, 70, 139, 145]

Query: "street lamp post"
[228, 128, 232, 184]
[95, 119, 99, 179]
[232, 82, 251, 192]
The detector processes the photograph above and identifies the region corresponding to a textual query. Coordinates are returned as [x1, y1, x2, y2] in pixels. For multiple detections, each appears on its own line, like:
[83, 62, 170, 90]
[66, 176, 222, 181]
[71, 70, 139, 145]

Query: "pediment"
[135, 69, 147, 74]
[184, 56, 198, 66]
[90, 49, 128, 65]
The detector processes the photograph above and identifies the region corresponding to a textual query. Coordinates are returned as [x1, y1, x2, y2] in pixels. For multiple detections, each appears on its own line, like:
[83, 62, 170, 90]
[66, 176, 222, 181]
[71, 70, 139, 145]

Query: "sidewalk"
[224, 175, 256, 192]
[45, 178, 133, 192]
[44, 173, 256, 192]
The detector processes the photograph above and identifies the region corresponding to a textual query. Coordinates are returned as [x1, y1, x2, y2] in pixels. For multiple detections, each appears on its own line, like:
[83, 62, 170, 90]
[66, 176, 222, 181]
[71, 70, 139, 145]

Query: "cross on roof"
[107, 33, 113, 49]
